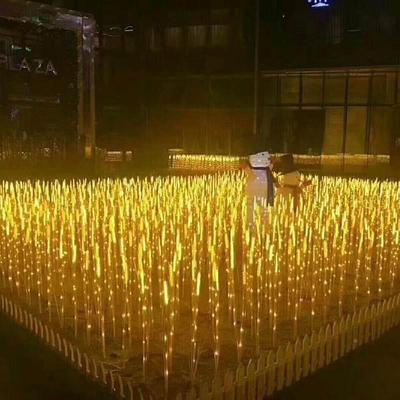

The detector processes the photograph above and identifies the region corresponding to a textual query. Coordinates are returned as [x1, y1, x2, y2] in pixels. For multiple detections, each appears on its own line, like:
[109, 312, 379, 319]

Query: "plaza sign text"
[0, 54, 58, 76]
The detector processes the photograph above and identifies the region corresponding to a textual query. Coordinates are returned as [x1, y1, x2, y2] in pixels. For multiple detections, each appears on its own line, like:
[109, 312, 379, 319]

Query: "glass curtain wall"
[261, 67, 399, 158]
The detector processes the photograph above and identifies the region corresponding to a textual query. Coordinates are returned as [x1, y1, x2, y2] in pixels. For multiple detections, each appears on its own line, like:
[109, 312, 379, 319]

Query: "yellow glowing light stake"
[0, 175, 399, 398]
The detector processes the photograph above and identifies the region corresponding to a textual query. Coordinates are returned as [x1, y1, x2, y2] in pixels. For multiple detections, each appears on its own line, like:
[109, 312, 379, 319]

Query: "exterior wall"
[41, 0, 400, 157]
[261, 67, 399, 156]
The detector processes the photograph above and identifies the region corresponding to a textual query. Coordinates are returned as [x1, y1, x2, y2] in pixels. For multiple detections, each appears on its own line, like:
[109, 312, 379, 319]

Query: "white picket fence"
[176, 294, 400, 400]
[0, 294, 134, 399]
[1, 292, 400, 400]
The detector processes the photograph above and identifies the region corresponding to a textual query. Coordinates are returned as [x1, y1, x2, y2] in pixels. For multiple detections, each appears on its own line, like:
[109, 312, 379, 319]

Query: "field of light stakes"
[0, 174, 399, 397]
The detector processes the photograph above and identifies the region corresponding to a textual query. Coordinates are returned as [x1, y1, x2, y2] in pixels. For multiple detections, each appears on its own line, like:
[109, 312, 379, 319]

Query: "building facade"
[39, 0, 400, 158]
[0, 1, 96, 161]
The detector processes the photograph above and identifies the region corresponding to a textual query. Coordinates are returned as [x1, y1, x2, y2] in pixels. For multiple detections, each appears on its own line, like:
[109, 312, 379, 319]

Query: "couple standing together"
[246, 151, 307, 217]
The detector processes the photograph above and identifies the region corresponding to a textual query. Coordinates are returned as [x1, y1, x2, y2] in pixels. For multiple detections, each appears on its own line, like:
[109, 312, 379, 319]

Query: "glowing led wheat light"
[0, 175, 399, 397]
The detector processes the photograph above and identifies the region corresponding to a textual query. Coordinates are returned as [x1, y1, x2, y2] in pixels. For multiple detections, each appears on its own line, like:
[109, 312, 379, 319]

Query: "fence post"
[256, 353, 266, 400]
[69, 343, 75, 364]
[371, 305, 377, 341]
[276, 346, 285, 391]
[387, 298, 394, 329]
[62, 338, 68, 358]
[92, 358, 99, 379]
[358, 308, 365, 346]
[100, 363, 107, 384]
[294, 338, 302, 382]
[365, 307, 371, 343]
[345, 315, 353, 353]
[186, 387, 197, 400]
[376, 302, 383, 337]
[394, 295, 400, 324]
[39, 321, 44, 340]
[50, 329, 56, 348]
[118, 375, 125, 398]
[325, 324, 332, 366]
[44, 325, 49, 344]
[109, 370, 115, 393]
[339, 318, 346, 357]
[127, 381, 134, 400]
[76, 348, 82, 369]
[34, 317, 39, 335]
[285, 342, 294, 387]
[212, 375, 224, 400]
[247, 359, 257, 400]
[310, 333, 319, 373]
[266, 351, 276, 397]
[19, 306, 24, 324]
[235, 363, 246, 400]
[302, 335, 311, 378]
[199, 381, 211, 400]
[224, 370, 235, 400]
[56, 333, 62, 352]
[318, 328, 326, 369]
[382, 299, 390, 331]
[84, 353, 90, 374]
[351, 313, 358, 350]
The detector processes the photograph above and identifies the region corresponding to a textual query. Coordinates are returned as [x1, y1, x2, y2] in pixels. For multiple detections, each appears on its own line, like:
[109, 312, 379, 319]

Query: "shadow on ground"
[271, 325, 400, 400]
[0, 313, 114, 400]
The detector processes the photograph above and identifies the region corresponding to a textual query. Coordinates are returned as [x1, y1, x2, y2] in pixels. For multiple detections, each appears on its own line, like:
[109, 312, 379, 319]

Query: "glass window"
[125, 33, 135, 54]
[210, 25, 229, 47]
[280, 75, 300, 104]
[302, 75, 323, 104]
[165, 27, 182, 49]
[148, 28, 160, 52]
[325, 74, 345, 104]
[345, 107, 367, 154]
[187, 25, 207, 47]
[348, 75, 369, 104]
[263, 76, 278, 105]
[327, 13, 343, 44]
[323, 107, 344, 154]
[395, 72, 400, 104]
[369, 107, 393, 155]
[371, 73, 396, 105]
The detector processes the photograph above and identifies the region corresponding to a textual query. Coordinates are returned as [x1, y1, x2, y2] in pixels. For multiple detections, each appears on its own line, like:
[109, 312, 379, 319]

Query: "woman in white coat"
[246, 151, 275, 224]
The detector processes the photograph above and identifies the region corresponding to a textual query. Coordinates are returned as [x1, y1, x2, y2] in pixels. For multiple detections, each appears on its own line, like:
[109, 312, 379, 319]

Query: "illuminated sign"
[308, 0, 331, 8]
[0, 40, 57, 75]
[0, 53, 57, 75]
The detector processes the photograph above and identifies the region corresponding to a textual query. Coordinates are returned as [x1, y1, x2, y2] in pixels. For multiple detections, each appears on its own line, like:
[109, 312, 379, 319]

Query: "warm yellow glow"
[0, 174, 398, 396]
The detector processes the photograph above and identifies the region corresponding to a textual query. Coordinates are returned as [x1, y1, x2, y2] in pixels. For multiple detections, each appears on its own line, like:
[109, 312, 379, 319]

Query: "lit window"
[148, 28, 160, 52]
[328, 14, 343, 44]
[210, 25, 229, 47]
[187, 25, 207, 47]
[165, 27, 182, 49]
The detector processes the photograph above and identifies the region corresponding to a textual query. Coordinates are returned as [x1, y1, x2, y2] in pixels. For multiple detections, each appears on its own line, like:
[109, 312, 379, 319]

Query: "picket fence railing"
[176, 294, 400, 400]
[1, 292, 400, 400]
[0, 294, 132, 399]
